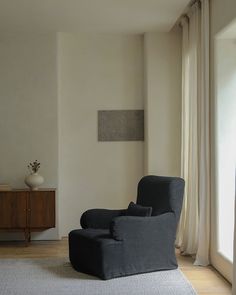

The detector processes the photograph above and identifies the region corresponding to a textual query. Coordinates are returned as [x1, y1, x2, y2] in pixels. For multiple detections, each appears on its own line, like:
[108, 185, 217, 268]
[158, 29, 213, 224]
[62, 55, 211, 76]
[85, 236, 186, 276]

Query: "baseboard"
[0, 228, 60, 241]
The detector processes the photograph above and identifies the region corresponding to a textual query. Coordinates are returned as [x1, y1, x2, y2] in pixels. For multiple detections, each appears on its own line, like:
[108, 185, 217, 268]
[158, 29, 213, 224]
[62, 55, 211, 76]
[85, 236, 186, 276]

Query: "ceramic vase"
[25, 173, 44, 190]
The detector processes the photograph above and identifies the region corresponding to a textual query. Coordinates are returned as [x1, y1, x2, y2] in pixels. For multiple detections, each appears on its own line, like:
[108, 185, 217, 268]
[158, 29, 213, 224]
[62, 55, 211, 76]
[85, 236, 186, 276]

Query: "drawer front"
[0, 192, 27, 228]
[29, 191, 55, 228]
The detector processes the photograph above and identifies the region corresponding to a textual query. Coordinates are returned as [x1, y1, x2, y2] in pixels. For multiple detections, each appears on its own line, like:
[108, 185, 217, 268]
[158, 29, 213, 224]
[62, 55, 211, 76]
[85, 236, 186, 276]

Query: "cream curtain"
[176, 0, 210, 266]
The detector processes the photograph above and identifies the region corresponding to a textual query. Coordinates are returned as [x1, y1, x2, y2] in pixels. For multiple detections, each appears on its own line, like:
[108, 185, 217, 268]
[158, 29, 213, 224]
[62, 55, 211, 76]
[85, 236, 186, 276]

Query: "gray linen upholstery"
[69, 175, 185, 280]
[80, 209, 127, 229]
[126, 201, 152, 216]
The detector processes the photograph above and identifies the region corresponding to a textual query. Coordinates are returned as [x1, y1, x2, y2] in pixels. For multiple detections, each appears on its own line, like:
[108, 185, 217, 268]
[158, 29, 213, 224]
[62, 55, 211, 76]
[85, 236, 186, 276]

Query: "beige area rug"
[0, 258, 197, 295]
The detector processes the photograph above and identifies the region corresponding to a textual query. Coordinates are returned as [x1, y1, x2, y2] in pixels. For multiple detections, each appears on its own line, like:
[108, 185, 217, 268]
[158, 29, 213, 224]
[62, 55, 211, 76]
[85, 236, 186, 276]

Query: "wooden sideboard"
[0, 189, 55, 245]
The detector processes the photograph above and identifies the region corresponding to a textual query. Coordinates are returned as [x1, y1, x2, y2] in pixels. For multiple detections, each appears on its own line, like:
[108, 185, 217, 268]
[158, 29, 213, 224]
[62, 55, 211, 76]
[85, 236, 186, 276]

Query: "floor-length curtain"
[176, 0, 210, 266]
[176, 15, 190, 250]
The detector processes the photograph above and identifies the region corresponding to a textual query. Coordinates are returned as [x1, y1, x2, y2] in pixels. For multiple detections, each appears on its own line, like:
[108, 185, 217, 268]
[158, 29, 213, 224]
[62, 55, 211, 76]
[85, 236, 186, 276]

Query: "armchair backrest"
[136, 175, 185, 221]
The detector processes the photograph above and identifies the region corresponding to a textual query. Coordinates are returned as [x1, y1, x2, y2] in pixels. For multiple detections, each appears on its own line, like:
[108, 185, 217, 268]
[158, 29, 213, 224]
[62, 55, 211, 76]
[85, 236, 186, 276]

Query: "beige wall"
[0, 33, 59, 240]
[0, 31, 183, 240]
[58, 33, 144, 237]
[144, 31, 182, 176]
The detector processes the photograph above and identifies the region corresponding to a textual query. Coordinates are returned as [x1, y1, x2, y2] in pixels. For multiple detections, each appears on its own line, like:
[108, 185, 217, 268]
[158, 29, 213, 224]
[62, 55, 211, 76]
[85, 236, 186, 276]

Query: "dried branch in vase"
[27, 160, 41, 174]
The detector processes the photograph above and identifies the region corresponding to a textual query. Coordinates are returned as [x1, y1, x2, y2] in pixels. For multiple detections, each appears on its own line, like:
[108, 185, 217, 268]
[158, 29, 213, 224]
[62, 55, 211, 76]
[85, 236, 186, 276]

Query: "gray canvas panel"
[98, 110, 144, 141]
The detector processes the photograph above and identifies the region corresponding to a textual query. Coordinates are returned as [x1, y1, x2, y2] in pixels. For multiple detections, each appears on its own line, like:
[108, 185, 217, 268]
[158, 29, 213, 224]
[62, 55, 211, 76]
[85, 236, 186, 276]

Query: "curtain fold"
[176, 16, 189, 249]
[194, 0, 210, 266]
[176, 0, 210, 266]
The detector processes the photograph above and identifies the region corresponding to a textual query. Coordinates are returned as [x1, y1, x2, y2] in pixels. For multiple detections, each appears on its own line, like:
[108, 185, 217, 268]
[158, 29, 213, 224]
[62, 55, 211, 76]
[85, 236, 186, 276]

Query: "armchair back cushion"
[137, 175, 185, 220]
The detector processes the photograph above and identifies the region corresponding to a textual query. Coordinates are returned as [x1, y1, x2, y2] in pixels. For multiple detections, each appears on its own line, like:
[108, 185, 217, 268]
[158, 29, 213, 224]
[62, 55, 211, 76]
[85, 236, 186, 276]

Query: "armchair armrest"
[110, 212, 176, 241]
[80, 208, 127, 229]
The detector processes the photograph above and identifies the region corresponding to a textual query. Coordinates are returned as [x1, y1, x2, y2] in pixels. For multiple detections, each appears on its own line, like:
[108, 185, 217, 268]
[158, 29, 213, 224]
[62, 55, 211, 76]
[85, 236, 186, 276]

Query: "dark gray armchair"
[69, 175, 185, 280]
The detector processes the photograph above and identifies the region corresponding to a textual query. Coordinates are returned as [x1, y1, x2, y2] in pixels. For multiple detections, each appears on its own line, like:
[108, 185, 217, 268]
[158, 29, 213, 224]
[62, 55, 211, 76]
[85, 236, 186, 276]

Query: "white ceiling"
[0, 0, 189, 34]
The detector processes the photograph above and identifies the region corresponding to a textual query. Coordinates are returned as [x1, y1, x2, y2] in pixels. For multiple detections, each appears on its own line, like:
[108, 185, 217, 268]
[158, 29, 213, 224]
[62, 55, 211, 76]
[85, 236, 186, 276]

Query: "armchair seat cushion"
[69, 228, 114, 245]
[69, 228, 124, 279]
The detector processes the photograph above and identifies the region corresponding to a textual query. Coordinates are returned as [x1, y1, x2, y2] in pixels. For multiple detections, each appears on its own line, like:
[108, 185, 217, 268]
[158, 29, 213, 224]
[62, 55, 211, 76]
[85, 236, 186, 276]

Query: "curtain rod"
[172, 0, 200, 29]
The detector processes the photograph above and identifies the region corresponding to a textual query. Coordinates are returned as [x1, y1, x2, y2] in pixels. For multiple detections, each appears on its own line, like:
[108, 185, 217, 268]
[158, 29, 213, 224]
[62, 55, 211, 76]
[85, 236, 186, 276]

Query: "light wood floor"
[0, 239, 232, 295]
